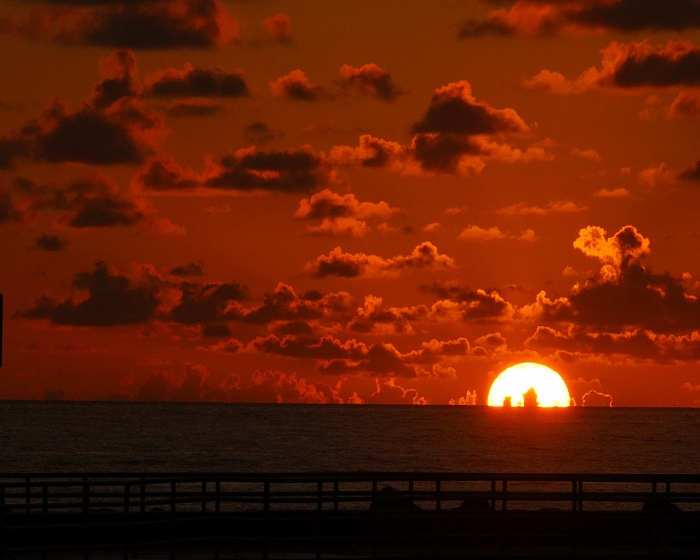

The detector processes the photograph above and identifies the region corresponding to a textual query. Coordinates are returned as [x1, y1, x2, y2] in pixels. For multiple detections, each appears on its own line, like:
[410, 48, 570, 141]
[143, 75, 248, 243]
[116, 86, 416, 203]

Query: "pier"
[1, 471, 700, 558]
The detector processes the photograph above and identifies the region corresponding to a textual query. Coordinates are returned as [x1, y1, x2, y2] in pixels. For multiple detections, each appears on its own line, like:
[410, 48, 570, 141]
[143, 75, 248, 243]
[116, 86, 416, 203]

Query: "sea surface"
[1, 402, 700, 474]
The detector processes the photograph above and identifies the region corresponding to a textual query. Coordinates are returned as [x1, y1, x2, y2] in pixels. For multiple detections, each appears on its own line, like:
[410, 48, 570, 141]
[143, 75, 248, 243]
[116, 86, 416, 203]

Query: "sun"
[487, 362, 571, 407]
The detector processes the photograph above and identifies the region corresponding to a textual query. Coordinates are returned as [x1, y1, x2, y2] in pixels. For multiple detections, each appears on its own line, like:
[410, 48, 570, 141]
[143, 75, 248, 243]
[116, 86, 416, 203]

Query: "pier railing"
[2, 472, 700, 557]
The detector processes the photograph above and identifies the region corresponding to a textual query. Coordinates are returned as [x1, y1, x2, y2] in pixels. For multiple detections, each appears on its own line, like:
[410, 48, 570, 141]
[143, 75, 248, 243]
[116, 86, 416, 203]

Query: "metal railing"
[1, 472, 700, 558]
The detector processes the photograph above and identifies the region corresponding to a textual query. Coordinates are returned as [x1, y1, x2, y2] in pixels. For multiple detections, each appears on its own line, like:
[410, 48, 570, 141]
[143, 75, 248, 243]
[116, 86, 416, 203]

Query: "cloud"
[582, 390, 613, 407]
[458, 225, 506, 241]
[329, 82, 550, 175]
[132, 146, 330, 193]
[269, 70, 329, 101]
[347, 295, 426, 334]
[571, 148, 601, 161]
[145, 64, 248, 97]
[244, 122, 284, 145]
[262, 13, 292, 44]
[669, 88, 700, 117]
[166, 99, 222, 117]
[15, 0, 238, 49]
[593, 188, 630, 198]
[295, 189, 400, 237]
[419, 281, 511, 321]
[306, 241, 455, 278]
[368, 379, 427, 405]
[169, 262, 203, 277]
[0, 50, 165, 167]
[21, 261, 161, 326]
[171, 280, 248, 324]
[34, 234, 66, 251]
[496, 200, 587, 215]
[678, 160, 700, 181]
[338, 63, 402, 101]
[411, 81, 529, 136]
[0, 189, 25, 224]
[526, 40, 700, 95]
[15, 174, 177, 231]
[525, 226, 700, 337]
[459, 0, 700, 38]
[638, 163, 674, 187]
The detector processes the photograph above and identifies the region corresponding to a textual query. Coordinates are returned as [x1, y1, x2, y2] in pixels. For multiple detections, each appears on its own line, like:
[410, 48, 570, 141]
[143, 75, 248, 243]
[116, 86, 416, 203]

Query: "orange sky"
[2, 0, 700, 405]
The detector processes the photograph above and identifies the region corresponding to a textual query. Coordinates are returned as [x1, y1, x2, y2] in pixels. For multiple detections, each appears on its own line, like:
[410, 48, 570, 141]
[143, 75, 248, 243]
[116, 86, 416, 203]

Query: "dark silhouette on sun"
[523, 387, 539, 407]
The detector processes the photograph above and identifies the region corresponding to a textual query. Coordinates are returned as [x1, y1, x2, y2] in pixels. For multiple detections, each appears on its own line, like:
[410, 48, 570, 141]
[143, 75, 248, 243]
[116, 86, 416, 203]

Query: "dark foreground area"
[3, 472, 700, 558]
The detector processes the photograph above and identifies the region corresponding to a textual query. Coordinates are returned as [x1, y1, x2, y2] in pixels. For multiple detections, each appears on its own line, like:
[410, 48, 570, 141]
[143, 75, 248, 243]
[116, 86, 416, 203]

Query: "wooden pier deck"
[1, 472, 700, 558]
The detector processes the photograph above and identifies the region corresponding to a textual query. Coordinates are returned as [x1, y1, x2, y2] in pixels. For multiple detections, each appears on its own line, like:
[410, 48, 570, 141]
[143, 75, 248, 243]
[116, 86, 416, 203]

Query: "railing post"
[42, 483, 48, 560]
[124, 484, 130, 560]
[1, 484, 5, 560]
[202, 481, 207, 513]
[170, 481, 176, 560]
[140, 476, 145, 514]
[577, 480, 583, 511]
[214, 479, 221, 560]
[334, 478, 339, 512]
[263, 479, 270, 560]
[83, 476, 90, 560]
[25, 476, 30, 515]
[490, 479, 496, 510]
[215, 480, 221, 514]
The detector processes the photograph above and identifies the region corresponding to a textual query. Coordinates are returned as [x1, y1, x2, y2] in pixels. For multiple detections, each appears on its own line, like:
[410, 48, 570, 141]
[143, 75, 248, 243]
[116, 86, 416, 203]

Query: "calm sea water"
[1, 402, 699, 474]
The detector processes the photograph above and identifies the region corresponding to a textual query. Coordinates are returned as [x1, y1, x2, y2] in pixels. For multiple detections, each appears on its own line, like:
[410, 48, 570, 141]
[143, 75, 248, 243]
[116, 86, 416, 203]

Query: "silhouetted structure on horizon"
[523, 387, 539, 407]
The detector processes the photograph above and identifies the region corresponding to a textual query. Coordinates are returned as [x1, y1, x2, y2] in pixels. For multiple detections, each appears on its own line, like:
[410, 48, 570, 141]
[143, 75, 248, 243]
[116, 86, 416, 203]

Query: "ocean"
[1, 402, 699, 474]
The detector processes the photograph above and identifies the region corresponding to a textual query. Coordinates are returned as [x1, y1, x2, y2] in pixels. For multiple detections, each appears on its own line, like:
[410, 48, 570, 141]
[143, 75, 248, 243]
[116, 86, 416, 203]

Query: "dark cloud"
[207, 147, 328, 192]
[678, 160, 700, 181]
[17, 175, 150, 229]
[19, 0, 238, 49]
[171, 281, 248, 324]
[269, 70, 329, 101]
[21, 261, 160, 326]
[411, 133, 483, 172]
[244, 122, 284, 145]
[34, 234, 67, 251]
[242, 283, 353, 325]
[0, 50, 164, 167]
[0, 189, 24, 224]
[609, 41, 700, 88]
[347, 295, 426, 334]
[306, 242, 455, 278]
[338, 64, 402, 101]
[459, 0, 700, 38]
[420, 282, 509, 321]
[132, 147, 329, 193]
[169, 262, 203, 277]
[145, 64, 248, 97]
[166, 99, 222, 117]
[411, 81, 529, 135]
[201, 324, 232, 337]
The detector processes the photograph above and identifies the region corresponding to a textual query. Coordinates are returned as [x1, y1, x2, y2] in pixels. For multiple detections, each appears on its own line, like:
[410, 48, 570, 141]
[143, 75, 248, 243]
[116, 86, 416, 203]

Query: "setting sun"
[488, 363, 571, 407]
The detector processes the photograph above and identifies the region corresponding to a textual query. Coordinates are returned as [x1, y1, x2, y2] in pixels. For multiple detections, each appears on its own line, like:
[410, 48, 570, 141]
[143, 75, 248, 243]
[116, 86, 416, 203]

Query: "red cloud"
[262, 13, 292, 44]
[269, 70, 329, 101]
[145, 63, 248, 98]
[582, 390, 613, 407]
[306, 242, 455, 278]
[16, 0, 238, 49]
[0, 50, 165, 168]
[338, 63, 402, 101]
[526, 40, 700, 95]
[459, 0, 700, 38]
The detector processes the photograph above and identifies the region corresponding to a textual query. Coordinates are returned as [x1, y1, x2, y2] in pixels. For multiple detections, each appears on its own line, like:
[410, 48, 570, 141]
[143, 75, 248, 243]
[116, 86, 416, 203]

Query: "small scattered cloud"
[593, 188, 630, 198]
[244, 122, 284, 145]
[34, 234, 67, 251]
[669, 88, 700, 117]
[582, 390, 613, 407]
[638, 163, 674, 187]
[496, 200, 587, 216]
[269, 70, 329, 101]
[338, 63, 402, 101]
[166, 99, 222, 117]
[169, 262, 203, 277]
[306, 242, 455, 278]
[145, 64, 248, 98]
[262, 13, 293, 45]
[8, 0, 238, 49]
[572, 148, 601, 162]
[458, 225, 506, 242]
